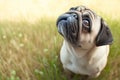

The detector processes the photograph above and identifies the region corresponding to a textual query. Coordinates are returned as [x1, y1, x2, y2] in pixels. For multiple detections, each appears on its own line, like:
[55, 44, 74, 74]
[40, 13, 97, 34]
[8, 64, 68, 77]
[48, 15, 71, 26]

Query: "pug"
[56, 6, 113, 78]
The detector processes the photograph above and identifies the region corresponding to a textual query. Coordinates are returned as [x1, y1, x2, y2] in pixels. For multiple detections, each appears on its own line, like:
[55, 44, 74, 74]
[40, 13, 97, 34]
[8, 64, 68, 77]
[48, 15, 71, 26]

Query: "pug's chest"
[65, 52, 99, 74]
[70, 54, 89, 68]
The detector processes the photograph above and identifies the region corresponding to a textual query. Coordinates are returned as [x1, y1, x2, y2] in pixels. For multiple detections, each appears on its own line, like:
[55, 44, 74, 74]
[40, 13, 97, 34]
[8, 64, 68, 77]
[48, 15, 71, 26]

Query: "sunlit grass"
[1, 17, 120, 80]
[0, 19, 62, 80]
[0, 0, 120, 80]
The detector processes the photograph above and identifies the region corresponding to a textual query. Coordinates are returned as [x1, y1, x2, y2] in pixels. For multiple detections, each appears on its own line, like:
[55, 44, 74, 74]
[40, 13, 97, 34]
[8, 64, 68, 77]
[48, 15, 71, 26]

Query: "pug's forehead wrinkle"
[82, 10, 95, 20]
[70, 6, 95, 14]
[69, 7, 95, 21]
[76, 6, 86, 12]
[88, 10, 96, 20]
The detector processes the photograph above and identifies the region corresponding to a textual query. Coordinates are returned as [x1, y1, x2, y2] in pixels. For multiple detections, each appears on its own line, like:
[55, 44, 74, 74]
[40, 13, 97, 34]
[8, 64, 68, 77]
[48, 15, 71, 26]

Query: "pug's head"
[56, 6, 113, 48]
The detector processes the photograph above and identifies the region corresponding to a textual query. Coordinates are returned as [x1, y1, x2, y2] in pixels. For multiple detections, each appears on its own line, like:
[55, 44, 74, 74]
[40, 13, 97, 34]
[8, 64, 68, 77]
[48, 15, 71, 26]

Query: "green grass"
[0, 16, 120, 80]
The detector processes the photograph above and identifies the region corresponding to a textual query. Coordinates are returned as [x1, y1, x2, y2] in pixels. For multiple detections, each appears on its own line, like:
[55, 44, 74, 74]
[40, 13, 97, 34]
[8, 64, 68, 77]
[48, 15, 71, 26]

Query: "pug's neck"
[64, 40, 96, 58]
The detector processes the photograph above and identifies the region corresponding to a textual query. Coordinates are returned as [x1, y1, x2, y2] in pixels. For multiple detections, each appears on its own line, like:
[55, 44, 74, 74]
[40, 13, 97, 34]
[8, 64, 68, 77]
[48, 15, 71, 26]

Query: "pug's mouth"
[56, 12, 80, 44]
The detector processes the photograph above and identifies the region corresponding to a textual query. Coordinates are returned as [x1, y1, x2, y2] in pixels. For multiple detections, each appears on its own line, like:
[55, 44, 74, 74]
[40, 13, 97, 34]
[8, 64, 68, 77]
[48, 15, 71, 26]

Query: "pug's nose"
[65, 13, 78, 22]
[57, 14, 69, 25]
[64, 13, 78, 20]
[57, 13, 78, 25]
[71, 13, 78, 19]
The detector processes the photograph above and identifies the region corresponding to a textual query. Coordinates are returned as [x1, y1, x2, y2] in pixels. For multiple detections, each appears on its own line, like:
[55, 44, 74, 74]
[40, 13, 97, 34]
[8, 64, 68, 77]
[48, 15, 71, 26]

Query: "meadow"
[0, 0, 120, 80]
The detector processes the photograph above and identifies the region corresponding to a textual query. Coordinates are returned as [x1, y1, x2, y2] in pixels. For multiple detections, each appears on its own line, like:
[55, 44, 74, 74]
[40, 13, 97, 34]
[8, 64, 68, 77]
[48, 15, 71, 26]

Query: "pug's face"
[56, 6, 113, 48]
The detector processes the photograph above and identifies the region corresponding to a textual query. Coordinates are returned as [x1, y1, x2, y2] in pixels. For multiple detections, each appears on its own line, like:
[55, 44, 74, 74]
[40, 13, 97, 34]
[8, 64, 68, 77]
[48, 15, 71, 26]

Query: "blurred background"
[0, 0, 120, 21]
[0, 0, 120, 80]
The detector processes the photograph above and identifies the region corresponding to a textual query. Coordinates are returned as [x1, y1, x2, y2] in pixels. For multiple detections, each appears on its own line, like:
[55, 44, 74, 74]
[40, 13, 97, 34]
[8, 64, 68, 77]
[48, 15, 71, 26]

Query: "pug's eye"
[82, 19, 91, 32]
[82, 19, 90, 26]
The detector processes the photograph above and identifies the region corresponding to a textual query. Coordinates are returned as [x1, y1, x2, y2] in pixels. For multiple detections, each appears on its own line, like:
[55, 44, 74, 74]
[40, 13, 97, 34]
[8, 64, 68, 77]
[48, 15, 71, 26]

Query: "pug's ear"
[95, 18, 113, 46]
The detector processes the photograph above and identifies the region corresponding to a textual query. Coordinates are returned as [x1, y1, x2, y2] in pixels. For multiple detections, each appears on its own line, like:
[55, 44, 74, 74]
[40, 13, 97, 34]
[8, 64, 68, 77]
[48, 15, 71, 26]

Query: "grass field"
[0, 0, 120, 80]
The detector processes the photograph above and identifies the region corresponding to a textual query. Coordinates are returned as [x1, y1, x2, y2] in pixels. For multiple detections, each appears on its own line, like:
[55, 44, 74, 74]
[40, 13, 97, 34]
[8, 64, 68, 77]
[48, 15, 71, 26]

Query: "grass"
[0, 0, 120, 80]
[0, 16, 120, 80]
[0, 19, 62, 80]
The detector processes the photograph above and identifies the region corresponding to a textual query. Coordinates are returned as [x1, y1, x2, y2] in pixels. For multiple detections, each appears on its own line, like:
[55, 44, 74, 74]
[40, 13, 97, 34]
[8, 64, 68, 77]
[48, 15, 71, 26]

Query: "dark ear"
[95, 18, 113, 46]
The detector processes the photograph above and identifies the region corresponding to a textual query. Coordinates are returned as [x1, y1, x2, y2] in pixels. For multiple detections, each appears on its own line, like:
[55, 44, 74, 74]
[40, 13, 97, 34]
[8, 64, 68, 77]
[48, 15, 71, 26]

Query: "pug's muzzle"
[57, 12, 80, 45]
